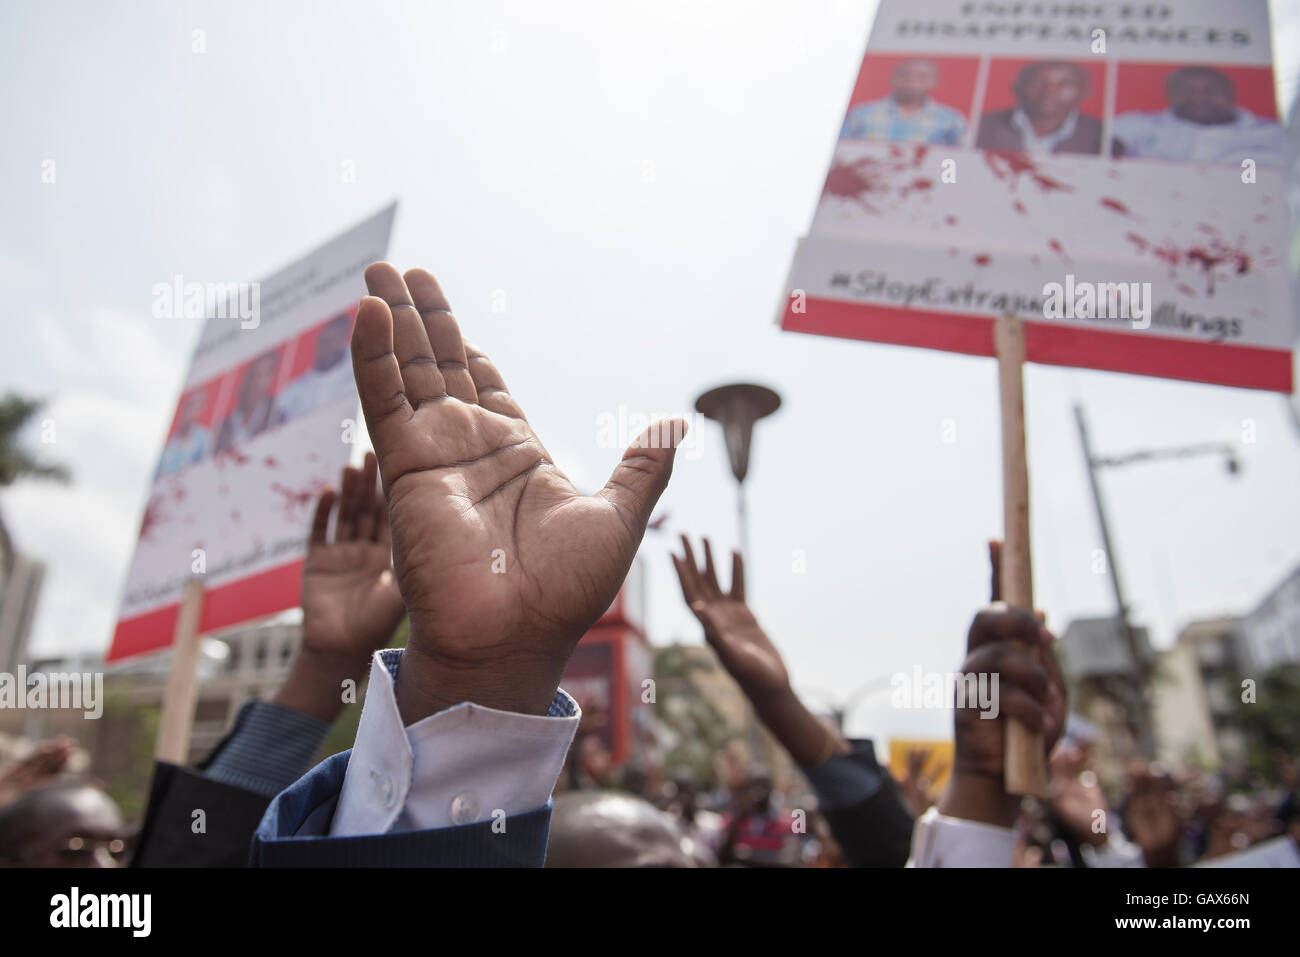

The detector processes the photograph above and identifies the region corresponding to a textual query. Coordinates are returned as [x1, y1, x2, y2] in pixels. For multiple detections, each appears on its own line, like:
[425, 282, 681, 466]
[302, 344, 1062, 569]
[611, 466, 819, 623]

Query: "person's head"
[545, 791, 715, 867]
[314, 313, 352, 372]
[0, 782, 128, 867]
[1165, 67, 1236, 125]
[737, 769, 773, 816]
[1013, 61, 1091, 125]
[670, 774, 699, 820]
[890, 59, 940, 106]
[620, 765, 648, 798]
[238, 349, 280, 414]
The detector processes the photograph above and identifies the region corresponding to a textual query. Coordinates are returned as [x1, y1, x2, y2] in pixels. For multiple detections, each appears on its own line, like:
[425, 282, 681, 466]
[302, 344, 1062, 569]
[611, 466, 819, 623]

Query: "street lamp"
[695, 383, 781, 766]
[694, 383, 782, 562]
[1074, 403, 1241, 760]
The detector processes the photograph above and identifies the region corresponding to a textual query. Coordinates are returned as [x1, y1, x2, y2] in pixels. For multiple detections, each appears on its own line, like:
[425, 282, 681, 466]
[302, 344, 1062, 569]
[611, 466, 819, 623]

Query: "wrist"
[273, 646, 369, 722]
[751, 686, 849, 767]
[394, 641, 566, 724]
[937, 770, 1021, 829]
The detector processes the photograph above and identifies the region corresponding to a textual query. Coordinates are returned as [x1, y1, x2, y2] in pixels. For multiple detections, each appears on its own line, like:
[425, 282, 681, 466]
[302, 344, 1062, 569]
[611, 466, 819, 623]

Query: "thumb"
[596, 417, 687, 533]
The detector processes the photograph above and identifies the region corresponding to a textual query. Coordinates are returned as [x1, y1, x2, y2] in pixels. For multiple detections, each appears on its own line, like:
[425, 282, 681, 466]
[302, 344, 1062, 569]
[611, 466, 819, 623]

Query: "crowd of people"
[0, 262, 1296, 867]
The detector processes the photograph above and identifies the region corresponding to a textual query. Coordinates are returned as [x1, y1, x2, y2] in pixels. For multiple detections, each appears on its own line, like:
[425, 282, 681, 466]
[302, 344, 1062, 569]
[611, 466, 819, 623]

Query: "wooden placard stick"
[994, 315, 1047, 797]
[155, 578, 205, 764]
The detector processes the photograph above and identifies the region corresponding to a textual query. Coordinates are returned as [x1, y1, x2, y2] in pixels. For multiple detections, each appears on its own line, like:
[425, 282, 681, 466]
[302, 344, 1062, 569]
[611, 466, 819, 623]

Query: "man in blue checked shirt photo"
[840, 59, 967, 146]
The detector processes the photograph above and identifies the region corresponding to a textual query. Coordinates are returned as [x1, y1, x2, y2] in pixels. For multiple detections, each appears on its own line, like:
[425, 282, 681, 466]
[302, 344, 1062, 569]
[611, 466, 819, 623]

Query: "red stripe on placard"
[107, 559, 305, 662]
[781, 299, 1293, 393]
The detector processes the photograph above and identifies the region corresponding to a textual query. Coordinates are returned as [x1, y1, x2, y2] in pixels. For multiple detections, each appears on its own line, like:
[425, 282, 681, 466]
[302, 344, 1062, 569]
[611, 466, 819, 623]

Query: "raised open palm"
[671, 536, 790, 698]
[352, 263, 685, 717]
[300, 451, 405, 660]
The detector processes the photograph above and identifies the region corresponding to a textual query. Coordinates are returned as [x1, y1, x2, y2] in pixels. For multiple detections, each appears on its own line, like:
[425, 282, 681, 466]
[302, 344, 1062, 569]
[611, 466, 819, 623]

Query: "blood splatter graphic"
[824, 160, 891, 212]
[822, 145, 932, 213]
[271, 481, 325, 522]
[218, 449, 252, 467]
[973, 254, 992, 267]
[139, 496, 170, 542]
[944, 215, 958, 226]
[231, 509, 242, 523]
[1123, 228, 1255, 295]
[264, 456, 279, 468]
[1099, 197, 1132, 217]
[1013, 201, 1027, 215]
[1047, 239, 1071, 264]
[983, 151, 1074, 195]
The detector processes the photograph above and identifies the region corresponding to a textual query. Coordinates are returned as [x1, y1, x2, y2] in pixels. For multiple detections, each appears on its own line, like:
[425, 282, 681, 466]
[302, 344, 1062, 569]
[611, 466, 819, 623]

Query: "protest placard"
[107, 204, 396, 661]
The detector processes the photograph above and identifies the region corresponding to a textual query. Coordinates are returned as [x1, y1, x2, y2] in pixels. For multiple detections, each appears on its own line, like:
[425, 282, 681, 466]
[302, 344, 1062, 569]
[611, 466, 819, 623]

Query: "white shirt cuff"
[330, 649, 581, 837]
[906, 806, 1018, 867]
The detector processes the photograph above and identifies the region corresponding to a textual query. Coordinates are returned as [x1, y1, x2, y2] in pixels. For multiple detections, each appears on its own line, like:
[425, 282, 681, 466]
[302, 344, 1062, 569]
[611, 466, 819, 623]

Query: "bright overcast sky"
[4, 0, 1300, 741]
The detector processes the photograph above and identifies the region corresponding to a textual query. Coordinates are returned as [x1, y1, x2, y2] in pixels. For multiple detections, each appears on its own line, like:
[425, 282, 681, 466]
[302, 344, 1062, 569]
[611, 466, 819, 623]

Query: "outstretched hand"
[275, 452, 405, 721]
[300, 450, 404, 662]
[353, 263, 685, 719]
[671, 535, 849, 767]
[671, 536, 789, 699]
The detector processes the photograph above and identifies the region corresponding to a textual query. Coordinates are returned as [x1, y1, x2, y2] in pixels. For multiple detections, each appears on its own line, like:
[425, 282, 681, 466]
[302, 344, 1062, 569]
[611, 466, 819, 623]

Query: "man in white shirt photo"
[275, 312, 357, 424]
[1112, 65, 1283, 166]
[155, 387, 211, 477]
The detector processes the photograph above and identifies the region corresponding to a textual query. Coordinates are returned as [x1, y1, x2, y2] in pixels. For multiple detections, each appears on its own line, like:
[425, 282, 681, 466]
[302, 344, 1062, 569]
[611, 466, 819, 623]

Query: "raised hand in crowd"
[671, 536, 846, 766]
[899, 747, 946, 818]
[0, 737, 76, 812]
[243, 264, 689, 866]
[351, 263, 685, 722]
[131, 455, 408, 867]
[671, 534, 914, 867]
[273, 451, 405, 721]
[1047, 741, 1111, 853]
[1122, 761, 1184, 867]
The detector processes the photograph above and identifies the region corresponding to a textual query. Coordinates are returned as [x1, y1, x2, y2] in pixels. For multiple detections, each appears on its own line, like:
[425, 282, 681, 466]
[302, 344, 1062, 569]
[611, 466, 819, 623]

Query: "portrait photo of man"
[1111, 66, 1283, 166]
[840, 58, 968, 145]
[155, 386, 211, 478]
[274, 313, 357, 424]
[976, 60, 1102, 155]
[214, 348, 282, 454]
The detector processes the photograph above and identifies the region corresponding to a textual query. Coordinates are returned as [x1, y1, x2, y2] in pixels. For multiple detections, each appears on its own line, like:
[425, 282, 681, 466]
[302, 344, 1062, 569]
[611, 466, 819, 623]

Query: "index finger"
[351, 293, 414, 461]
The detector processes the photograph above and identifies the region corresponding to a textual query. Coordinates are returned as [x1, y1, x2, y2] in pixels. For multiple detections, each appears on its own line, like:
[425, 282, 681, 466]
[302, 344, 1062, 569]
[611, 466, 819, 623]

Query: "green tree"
[0, 393, 70, 486]
[1235, 663, 1300, 783]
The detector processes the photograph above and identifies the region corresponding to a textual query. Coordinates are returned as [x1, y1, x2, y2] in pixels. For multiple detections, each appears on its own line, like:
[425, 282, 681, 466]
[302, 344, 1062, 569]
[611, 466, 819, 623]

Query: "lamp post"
[695, 383, 782, 765]
[694, 384, 782, 563]
[1074, 403, 1240, 761]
